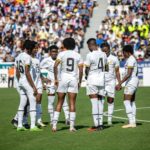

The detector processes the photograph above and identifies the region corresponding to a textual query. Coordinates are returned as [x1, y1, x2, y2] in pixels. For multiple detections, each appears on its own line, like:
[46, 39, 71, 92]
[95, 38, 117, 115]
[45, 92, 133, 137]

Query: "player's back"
[58, 50, 83, 78]
[16, 52, 31, 81]
[88, 50, 107, 75]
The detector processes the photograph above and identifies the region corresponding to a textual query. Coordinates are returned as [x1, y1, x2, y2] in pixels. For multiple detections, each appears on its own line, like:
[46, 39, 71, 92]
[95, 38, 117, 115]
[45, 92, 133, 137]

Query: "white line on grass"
[104, 107, 150, 123]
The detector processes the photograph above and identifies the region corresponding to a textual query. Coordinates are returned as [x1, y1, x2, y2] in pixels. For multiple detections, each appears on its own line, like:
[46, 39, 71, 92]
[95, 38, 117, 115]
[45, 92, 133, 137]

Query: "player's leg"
[97, 87, 106, 129]
[107, 97, 114, 125]
[17, 93, 28, 131]
[62, 96, 70, 125]
[131, 92, 136, 125]
[106, 81, 115, 125]
[68, 92, 77, 131]
[97, 95, 105, 129]
[36, 90, 46, 127]
[23, 99, 29, 127]
[47, 85, 55, 124]
[52, 92, 66, 131]
[87, 85, 99, 131]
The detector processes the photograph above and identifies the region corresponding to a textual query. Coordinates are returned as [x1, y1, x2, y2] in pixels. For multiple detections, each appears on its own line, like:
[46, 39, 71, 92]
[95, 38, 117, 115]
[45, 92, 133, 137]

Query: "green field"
[0, 87, 150, 150]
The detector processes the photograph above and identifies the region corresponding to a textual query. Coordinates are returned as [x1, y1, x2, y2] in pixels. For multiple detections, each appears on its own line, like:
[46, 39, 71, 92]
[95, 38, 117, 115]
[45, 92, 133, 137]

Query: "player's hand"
[55, 80, 59, 87]
[115, 84, 122, 91]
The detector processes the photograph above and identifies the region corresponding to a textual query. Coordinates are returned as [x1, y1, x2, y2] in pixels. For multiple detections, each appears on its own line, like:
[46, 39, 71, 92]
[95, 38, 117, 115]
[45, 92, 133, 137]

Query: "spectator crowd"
[96, 0, 150, 62]
[0, 0, 96, 62]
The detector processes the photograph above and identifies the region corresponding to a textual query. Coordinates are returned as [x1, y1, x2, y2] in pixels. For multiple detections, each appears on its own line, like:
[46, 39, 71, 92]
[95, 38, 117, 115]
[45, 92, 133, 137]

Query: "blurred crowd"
[0, 0, 96, 62]
[96, 0, 150, 62]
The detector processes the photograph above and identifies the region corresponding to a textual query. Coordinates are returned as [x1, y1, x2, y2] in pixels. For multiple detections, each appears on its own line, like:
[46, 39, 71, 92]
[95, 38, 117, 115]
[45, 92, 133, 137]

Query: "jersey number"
[98, 58, 103, 71]
[17, 60, 24, 73]
[66, 58, 74, 72]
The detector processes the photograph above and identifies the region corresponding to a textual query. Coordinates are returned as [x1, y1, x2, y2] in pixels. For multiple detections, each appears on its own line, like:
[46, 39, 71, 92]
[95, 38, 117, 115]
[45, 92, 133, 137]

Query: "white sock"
[98, 98, 104, 126]
[36, 104, 42, 123]
[14, 113, 18, 121]
[90, 98, 99, 127]
[62, 96, 69, 120]
[108, 102, 114, 123]
[52, 111, 60, 129]
[17, 95, 27, 128]
[17, 111, 24, 128]
[124, 100, 134, 124]
[30, 111, 36, 129]
[131, 101, 136, 124]
[70, 112, 76, 129]
[48, 96, 55, 123]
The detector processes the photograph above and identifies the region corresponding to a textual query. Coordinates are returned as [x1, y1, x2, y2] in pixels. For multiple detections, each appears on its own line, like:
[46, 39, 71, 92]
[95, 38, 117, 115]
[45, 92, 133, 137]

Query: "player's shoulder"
[109, 54, 118, 61]
[128, 55, 136, 63]
[32, 57, 40, 63]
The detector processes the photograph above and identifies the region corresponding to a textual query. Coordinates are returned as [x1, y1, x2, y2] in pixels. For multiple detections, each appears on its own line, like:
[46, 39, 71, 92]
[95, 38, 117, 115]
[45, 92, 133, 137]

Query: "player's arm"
[85, 66, 90, 80]
[54, 59, 61, 86]
[119, 67, 133, 85]
[78, 64, 83, 88]
[115, 67, 121, 83]
[16, 67, 20, 81]
[25, 65, 37, 95]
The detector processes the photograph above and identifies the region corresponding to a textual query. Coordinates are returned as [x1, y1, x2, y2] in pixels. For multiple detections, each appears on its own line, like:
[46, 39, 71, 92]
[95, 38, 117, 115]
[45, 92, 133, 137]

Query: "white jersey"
[125, 55, 138, 83]
[105, 54, 120, 81]
[85, 50, 107, 86]
[15, 52, 32, 81]
[57, 50, 83, 79]
[40, 57, 55, 81]
[30, 57, 41, 86]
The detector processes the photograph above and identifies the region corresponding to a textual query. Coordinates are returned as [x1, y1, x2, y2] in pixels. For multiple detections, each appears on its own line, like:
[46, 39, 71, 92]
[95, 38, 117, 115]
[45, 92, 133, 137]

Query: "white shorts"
[124, 77, 139, 95]
[46, 83, 56, 94]
[19, 79, 34, 96]
[86, 84, 105, 96]
[57, 78, 78, 93]
[105, 80, 116, 98]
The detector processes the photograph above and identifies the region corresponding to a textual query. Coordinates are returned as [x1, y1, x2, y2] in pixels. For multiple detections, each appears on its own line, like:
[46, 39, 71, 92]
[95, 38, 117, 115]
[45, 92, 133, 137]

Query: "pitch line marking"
[104, 107, 150, 123]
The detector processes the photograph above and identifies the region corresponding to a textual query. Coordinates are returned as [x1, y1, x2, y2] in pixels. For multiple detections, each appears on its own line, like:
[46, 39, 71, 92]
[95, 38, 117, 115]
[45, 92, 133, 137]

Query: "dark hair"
[87, 38, 96, 44]
[23, 40, 37, 51]
[49, 45, 58, 51]
[101, 42, 110, 49]
[63, 38, 76, 50]
[123, 45, 133, 54]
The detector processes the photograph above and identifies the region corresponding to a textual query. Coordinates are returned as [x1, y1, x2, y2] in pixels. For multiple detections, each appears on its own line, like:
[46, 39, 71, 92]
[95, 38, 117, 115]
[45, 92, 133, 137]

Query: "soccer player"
[116, 45, 139, 128]
[101, 42, 121, 125]
[30, 44, 46, 127]
[85, 38, 107, 131]
[40, 45, 70, 125]
[15, 40, 42, 131]
[52, 38, 83, 132]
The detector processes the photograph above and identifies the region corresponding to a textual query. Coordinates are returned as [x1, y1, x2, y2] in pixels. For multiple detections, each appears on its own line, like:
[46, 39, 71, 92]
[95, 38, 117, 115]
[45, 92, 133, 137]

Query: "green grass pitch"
[0, 87, 150, 150]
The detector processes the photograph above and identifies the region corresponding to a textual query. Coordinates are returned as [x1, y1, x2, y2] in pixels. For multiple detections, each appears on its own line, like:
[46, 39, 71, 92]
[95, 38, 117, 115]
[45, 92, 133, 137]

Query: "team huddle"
[11, 37, 139, 132]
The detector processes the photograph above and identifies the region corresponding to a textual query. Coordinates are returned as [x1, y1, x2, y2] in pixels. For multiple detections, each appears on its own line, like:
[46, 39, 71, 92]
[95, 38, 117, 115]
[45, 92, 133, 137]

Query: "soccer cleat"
[97, 125, 104, 130]
[30, 126, 43, 131]
[11, 119, 18, 128]
[122, 124, 136, 128]
[37, 121, 46, 127]
[17, 127, 28, 131]
[23, 124, 30, 129]
[87, 126, 98, 132]
[69, 127, 77, 132]
[65, 119, 70, 126]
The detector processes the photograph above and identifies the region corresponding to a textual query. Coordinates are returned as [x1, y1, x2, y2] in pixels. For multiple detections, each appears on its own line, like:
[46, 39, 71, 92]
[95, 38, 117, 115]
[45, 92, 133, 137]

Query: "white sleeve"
[56, 52, 63, 62]
[85, 54, 91, 67]
[78, 54, 83, 66]
[127, 58, 135, 68]
[24, 55, 31, 66]
[115, 57, 120, 68]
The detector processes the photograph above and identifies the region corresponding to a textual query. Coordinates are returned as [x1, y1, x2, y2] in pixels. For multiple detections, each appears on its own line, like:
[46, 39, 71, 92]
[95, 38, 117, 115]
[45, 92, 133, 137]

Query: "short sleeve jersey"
[56, 50, 83, 78]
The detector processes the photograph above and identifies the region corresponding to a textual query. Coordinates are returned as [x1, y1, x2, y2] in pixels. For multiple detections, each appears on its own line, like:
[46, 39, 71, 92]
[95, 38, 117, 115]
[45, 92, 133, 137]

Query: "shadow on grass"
[57, 125, 89, 131]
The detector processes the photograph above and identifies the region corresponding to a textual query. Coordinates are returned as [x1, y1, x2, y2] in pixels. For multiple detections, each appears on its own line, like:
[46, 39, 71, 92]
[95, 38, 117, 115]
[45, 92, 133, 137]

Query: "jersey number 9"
[66, 58, 74, 72]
